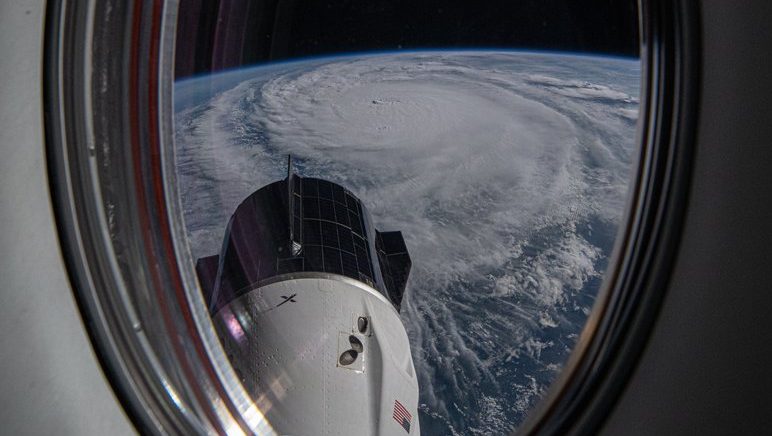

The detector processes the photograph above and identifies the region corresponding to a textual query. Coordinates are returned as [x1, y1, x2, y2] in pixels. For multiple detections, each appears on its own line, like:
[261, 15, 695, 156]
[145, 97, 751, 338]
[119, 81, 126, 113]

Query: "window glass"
[173, 1, 640, 433]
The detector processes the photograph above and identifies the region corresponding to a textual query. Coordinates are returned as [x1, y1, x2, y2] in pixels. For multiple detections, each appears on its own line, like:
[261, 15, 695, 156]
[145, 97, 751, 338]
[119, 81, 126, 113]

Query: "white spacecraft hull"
[213, 274, 420, 435]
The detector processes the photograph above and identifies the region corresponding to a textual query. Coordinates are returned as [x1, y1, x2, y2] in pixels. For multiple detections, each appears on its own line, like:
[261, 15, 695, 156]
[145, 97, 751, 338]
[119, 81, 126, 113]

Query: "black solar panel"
[303, 197, 320, 219]
[339, 229, 355, 254]
[304, 246, 323, 270]
[200, 175, 410, 314]
[319, 199, 336, 221]
[292, 197, 301, 217]
[353, 234, 367, 252]
[333, 184, 346, 205]
[323, 247, 342, 274]
[320, 221, 338, 246]
[345, 192, 357, 209]
[341, 252, 358, 278]
[292, 177, 301, 195]
[277, 257, 303, 275]
[258, 257, 273, 278]
[350, 210, 363, 235]
[355, 245, 371, 276]
[335, 202, 350, 226]
[303, 220, 321, 245]
[318, 180, 333, 200]
[302, 178, 318, 197]
[293, 217, 302, 238]
[375, 231, 412, 310]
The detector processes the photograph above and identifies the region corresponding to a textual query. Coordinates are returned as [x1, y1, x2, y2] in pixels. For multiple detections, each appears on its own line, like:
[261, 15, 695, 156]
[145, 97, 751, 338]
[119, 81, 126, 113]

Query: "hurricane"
[174, 50, 640, 434]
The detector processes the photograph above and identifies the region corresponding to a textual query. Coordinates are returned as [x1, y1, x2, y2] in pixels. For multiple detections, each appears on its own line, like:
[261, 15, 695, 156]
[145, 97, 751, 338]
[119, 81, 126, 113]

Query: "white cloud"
[174, 51, 639, 432]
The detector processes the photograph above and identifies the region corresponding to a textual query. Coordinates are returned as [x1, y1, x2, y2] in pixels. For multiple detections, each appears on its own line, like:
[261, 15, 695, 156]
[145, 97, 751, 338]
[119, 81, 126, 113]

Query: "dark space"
[175, 0, 639, 79]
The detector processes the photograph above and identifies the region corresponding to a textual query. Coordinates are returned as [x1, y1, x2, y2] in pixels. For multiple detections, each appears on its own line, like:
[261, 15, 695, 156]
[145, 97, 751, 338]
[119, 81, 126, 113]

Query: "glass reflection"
[173, 2, 639, 434]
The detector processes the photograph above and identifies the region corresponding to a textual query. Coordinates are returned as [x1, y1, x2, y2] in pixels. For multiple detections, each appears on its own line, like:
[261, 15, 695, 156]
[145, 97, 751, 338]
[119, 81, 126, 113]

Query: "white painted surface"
[214, 277, 420, 435]
[0, 1, 134, 434]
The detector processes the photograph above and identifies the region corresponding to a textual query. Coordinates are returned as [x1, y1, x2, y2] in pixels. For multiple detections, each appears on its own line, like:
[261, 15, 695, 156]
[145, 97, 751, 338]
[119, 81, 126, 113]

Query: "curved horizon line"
[175, 48, 640, 84]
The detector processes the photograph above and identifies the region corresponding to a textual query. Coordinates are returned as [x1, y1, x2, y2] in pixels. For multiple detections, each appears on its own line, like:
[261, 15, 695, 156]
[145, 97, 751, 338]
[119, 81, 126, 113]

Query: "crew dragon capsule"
[195, 159, 420, 435]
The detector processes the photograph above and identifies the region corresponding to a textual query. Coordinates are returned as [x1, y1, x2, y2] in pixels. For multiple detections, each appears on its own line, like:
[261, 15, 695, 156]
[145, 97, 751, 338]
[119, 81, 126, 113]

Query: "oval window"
[44, 1, 698, 435]
[172, 1, 640, 434]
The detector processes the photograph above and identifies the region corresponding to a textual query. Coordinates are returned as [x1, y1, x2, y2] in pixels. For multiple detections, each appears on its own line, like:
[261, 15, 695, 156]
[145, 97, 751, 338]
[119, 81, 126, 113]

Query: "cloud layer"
[174, 51, 640, 434]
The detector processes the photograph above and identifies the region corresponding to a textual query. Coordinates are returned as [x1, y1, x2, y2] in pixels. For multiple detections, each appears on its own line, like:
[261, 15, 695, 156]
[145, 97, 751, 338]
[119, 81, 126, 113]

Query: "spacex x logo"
[392, 400, 412, 433]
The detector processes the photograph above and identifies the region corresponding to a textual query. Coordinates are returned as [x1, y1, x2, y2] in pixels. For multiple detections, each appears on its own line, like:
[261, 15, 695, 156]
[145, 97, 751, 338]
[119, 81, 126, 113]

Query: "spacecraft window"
[170, 0, 643, 432]
[42, 0, 700, 435]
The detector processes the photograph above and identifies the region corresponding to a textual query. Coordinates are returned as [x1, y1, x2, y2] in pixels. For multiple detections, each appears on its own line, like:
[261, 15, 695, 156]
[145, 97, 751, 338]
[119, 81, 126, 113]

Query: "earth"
[173, 50, 640, 435]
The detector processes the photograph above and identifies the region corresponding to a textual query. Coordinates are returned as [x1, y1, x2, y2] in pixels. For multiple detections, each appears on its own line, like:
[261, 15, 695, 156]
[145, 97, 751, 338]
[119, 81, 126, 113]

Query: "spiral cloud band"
[174, 51, 639, 434]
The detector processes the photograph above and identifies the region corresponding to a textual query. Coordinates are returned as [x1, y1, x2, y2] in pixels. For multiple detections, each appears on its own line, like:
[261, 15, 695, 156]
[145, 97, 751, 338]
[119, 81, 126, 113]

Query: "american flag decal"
[393, 400, 412, 433]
